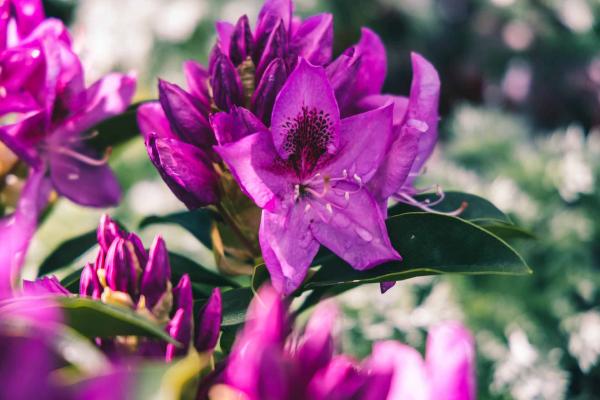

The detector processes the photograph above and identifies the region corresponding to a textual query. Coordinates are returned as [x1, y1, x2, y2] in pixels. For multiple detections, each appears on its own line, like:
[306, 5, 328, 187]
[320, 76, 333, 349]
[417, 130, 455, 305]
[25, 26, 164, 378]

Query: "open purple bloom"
[138, 0, 333, 210]
[216, 59, 400, 294]
[1, 3, 136, 294]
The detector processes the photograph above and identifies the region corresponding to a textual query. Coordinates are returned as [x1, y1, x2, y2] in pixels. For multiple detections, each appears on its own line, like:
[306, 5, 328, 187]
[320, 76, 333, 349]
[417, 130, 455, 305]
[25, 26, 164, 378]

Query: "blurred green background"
[36, 1, 600, 399]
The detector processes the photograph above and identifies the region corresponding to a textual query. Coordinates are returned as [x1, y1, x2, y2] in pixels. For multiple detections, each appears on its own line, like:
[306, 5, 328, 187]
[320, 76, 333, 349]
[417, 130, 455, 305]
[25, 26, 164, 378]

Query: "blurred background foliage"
[34, 0, 600, 399]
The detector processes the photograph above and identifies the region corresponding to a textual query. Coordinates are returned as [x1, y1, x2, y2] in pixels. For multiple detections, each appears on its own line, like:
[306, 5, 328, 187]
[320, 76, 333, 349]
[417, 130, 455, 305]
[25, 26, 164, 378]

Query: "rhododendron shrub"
[0, 0, 533, 398]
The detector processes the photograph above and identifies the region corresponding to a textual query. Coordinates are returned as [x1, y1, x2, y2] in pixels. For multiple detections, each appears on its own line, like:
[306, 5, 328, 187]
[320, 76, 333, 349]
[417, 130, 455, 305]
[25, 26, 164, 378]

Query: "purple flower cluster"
[0, 0, 136, 294]
[23, 214, 222, 361]
[204, 285, 475, 400]
[139, 0, 440, 294]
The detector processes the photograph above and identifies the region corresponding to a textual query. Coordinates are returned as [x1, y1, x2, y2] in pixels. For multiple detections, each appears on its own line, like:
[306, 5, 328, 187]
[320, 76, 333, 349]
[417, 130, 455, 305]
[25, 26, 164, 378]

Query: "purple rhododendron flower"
[0, 1, 136, 294]
[137, 0, 333, 209]
[208, 285, 476, 400]
[216, 59, 400, 294]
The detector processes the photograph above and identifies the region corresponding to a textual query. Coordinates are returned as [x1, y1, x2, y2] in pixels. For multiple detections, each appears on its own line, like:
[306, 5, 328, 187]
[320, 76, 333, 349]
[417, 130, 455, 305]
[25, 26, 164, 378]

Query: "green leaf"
[38, 230, 97, 276]
[169, 252, 240, 288]
[87, 103, 143, 151]
[0, 296, 177, 343]
[306, 212, 531, 289]
[478, 221, 536, 240]
[61, 268, 84, 293]
[221, 287, 253, 327]
[140, 209, 215, 248]
[388, 191, 512, 224]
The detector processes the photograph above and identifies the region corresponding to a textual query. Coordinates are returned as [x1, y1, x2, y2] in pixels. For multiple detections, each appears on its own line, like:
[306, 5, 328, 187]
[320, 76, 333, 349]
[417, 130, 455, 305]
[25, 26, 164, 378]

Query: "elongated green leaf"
[38, 230, 97, 276]
[169, 252, 240, 288]
[478, 221, 536, 240]
[305, 212, 531, 289]
[221, 287, 253, 327]
[140, 209, 215, 248]
[0, 296, 177, 343]
[388, 191, 512, 224]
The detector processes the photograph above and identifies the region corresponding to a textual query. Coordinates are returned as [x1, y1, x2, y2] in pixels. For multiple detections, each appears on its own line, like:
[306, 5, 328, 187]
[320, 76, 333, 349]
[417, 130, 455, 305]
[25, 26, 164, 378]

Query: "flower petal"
[0, 168, 50, 298]
[215, 21, 234, 55]
[368, 341, 430, 400]
[54, 72, 136, 139]
[136, 101, 179, 141]
[307, 356, 364, 400]
[357, 94, 409, 127]
[297, 301, 337, 382]
[210, 51, 243, 111]
[158, 79, 212, 147]
[140, 235, 171, 310]
[215, 130, 292, 212]
[11, 0, 45, 38]
[405, 52, 440, 184]
[22, 276, 69, 296]
[146, 135, 219, 209]
[252, 57, 287, 126]
[260, 205, 320, 295]
[256, 19, 287, 80]
[367, 124, 420, 202]
[270, 58, 340, 160]
[426, 322, 476, 400]
[289, 13, 333, 66]
[210, 106, 267, 145]
[195, 288, 222, 352]
[0, 111, 45, 167]
[256, 0, 293, 39]
[320, 104, 394, 184]
[229, 15, 254, 66]
[183, 60, 211, 105]
[48, 143, 121, 207]
[352, 28, 387, 99]
[310, 188, 400, 270]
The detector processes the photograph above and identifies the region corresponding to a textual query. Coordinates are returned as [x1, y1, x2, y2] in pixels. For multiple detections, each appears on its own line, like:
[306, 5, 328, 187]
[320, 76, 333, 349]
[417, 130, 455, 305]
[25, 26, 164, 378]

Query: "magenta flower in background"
[0, 1, 136, 294]
[216, 59, 400, 294]
[211, 285, 394, 400]
[210, 285, 476, 400]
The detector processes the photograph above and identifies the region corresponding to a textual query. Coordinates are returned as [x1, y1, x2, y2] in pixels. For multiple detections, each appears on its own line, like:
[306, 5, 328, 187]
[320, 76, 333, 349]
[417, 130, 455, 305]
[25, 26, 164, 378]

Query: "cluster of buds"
[27, 215, 222, 361]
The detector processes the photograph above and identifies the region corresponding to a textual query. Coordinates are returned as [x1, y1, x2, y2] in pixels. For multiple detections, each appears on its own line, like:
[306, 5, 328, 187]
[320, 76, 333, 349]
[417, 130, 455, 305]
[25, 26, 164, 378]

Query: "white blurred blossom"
[563, 310, 600, 373]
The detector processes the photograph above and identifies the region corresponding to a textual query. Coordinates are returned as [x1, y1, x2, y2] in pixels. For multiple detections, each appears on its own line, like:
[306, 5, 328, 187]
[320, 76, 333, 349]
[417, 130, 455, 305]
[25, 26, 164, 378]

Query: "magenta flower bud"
[22, 276, 70, 296]
[252, 57, 287, 125]
[165, 308, 192, 362]
[229, 15, 254, 66]
[166, 274, 194, 360]
[195, 288, 222, 352]
[211, 106, 267, 145]
[104, 238, 140, 295]
[140, 236, 171, 309]
[80, 262, 102, 299]
[210, 51, 243, 111]
[145, 134, 220, 209]
[256, 20, 287, 80]
[97, 214, 125, 252]
[183, 60, 211, 105]
[307, 356, 365, 399]
[157, 79, 213, 148]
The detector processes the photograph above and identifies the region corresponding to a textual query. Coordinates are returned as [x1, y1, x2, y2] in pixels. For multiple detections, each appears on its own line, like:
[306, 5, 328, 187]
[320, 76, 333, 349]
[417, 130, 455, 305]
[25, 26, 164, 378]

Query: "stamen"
[52, 146, 111, 166]
[397, 192, 467, 216]
[353, 174, 362, 185]
[67, 130, 100, 143]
